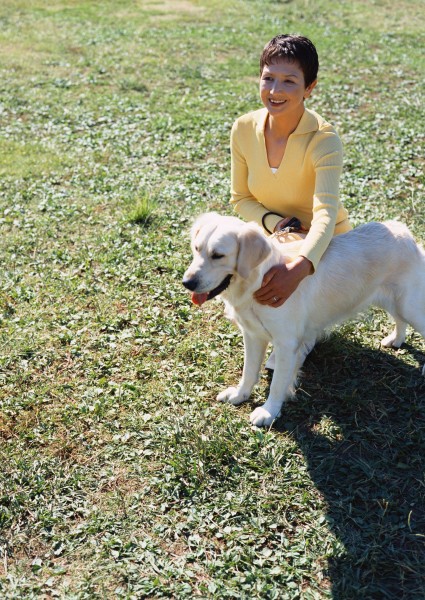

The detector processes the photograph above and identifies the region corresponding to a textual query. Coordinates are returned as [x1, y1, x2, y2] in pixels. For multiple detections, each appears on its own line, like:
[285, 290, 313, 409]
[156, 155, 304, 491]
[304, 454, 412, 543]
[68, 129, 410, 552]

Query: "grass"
[0, 0, 424, 597]
[127, 192, 157, 226]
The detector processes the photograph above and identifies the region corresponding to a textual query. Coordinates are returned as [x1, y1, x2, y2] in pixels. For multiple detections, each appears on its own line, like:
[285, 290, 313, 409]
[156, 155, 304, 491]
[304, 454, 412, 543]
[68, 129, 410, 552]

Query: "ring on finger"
[272, 296, 279, 302]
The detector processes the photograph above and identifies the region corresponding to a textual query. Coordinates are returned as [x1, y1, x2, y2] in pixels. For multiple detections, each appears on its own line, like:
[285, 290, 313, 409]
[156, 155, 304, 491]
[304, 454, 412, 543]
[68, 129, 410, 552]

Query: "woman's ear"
[304, 79, 318, 99]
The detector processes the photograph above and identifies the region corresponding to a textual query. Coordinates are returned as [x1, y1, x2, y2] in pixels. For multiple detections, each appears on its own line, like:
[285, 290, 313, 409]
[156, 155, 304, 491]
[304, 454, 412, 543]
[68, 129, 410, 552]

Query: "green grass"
[127, 192, 157, 226]
[0, 0, 424, 597]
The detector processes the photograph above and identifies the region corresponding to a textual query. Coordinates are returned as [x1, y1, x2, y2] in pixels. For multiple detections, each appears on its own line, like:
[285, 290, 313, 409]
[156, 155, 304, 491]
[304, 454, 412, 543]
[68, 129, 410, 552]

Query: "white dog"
[183, 213, 425, 427]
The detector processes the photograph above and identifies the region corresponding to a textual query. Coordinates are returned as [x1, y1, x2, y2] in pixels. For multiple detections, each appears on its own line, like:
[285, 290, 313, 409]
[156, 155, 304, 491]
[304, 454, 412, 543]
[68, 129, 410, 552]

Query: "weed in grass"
[127, 192, 157, 227]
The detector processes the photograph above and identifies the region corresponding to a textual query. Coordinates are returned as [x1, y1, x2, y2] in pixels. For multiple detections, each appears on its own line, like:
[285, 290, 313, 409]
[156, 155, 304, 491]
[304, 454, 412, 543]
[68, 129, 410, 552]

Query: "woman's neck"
[267, 106, 305, 140]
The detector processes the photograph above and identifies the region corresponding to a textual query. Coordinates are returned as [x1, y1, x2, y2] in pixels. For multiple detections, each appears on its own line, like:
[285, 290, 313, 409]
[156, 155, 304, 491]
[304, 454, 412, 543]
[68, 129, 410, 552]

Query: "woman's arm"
[297, 133, 344, 270]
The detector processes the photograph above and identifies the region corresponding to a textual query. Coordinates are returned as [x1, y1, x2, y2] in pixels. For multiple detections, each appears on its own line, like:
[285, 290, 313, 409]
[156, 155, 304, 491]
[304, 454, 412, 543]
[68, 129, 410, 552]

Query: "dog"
[182, 213, 425, 427]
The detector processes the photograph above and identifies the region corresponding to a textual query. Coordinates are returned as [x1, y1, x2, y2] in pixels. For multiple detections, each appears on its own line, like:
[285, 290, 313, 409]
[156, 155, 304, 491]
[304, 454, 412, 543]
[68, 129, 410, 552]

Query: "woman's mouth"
[269, 98, 286, 106]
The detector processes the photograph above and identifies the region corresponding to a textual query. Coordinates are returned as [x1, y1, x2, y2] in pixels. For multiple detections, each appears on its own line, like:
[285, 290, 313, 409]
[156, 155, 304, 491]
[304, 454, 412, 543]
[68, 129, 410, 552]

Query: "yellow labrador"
[183, 213, 425, 427]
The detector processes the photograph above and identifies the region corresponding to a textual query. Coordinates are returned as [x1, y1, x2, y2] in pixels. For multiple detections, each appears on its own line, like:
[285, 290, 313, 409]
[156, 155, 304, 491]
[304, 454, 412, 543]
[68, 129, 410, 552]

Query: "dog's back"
[291, 220, 425, 347]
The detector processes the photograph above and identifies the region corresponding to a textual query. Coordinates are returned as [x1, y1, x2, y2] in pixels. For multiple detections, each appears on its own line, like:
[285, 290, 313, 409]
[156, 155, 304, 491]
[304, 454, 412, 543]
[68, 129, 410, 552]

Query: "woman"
[230, 34, 351, 308]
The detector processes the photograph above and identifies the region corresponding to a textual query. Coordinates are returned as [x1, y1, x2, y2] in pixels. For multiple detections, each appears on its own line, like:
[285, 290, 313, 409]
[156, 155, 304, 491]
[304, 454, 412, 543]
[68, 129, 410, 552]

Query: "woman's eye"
[211, 252, 224, 260]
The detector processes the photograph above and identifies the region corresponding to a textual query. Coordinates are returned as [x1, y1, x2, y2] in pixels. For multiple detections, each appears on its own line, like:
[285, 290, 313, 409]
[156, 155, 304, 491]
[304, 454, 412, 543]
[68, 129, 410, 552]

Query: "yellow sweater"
[230, 107, 351, 269]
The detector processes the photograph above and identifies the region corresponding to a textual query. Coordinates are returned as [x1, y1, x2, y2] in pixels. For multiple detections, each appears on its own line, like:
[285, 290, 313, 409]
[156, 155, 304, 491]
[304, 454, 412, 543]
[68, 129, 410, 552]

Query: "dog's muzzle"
[183, 274, 233, 306]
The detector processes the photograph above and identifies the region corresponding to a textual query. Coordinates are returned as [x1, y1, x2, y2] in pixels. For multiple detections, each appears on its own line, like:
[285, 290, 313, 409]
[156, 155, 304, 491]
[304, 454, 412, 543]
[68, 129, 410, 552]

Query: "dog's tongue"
[191, 292, 209, 306]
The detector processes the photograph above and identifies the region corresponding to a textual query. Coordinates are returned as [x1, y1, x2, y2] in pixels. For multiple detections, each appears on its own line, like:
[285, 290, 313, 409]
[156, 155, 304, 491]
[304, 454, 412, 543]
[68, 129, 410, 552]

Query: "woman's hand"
[253, 256, 313, 307]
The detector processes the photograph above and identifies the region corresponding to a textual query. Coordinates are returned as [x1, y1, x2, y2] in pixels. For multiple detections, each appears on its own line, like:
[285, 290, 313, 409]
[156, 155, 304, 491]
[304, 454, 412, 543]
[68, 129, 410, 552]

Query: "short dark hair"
[260, 34, 319, 88]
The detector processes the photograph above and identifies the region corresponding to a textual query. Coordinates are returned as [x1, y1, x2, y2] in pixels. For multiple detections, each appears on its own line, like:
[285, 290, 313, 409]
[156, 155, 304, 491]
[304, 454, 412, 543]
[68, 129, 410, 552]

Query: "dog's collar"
[207, 274, 233, 301]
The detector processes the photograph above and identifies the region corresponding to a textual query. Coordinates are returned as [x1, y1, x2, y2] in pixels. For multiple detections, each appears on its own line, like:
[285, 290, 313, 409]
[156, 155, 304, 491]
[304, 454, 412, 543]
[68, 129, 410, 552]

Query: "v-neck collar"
[257, 107, 319, 137]
[257, 108, 319, 174]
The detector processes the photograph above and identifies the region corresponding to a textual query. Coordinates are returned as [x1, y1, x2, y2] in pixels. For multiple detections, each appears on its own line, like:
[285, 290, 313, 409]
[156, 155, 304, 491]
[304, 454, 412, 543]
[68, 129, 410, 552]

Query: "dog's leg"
[250, 341, 299, 427]
[266, 338, 314, 371]
[217, 333, 268, 405]
[265, 348, 275, 370]
[397, 311, 425, 376]
[381, 317, 407, 348]
[381, 304, 425, 375]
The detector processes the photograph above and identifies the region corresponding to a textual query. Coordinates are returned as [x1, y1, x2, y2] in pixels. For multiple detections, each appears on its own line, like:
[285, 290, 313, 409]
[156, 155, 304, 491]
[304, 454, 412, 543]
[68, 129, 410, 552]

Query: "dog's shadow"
[271, 334, 425, 599]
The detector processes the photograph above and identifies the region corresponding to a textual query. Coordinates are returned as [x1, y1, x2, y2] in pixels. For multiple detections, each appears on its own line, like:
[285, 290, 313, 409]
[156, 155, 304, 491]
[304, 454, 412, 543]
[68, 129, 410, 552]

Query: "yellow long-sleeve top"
[230, 107, 351, 269]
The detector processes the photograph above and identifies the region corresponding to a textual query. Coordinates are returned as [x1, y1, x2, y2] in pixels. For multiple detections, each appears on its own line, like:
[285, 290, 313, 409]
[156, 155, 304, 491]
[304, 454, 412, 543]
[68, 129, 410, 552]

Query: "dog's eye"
[211, 252, 224, 260]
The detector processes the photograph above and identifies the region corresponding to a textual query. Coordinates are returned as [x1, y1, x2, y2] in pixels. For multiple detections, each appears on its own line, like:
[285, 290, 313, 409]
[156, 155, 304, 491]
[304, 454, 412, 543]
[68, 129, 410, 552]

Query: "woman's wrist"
[290, 256, 314, 278]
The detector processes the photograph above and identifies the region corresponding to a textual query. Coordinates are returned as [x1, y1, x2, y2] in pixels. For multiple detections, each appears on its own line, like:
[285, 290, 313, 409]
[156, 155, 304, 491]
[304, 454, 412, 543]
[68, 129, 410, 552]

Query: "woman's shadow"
[274, 333, 425, 599]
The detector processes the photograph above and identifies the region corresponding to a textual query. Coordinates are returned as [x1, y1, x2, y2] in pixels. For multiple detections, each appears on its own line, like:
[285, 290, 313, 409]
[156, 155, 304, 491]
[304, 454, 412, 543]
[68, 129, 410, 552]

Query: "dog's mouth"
[191, 274, 233, 306]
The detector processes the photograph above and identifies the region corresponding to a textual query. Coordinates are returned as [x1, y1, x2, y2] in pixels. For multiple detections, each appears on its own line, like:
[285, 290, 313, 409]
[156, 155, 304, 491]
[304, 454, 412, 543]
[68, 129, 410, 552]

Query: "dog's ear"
[236, 223, 271, 279]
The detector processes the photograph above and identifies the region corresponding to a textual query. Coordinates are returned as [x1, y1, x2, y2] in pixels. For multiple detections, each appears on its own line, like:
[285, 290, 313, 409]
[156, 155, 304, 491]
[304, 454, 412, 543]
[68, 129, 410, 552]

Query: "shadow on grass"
[274, 334, 425, 599]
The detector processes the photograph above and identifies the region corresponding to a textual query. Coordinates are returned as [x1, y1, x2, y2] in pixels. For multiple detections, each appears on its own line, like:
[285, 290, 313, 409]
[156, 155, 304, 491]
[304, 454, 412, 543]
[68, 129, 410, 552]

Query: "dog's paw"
[217, 387, 250, 405]
[249, 406, 279, 428]
[381, 332, 404, 348]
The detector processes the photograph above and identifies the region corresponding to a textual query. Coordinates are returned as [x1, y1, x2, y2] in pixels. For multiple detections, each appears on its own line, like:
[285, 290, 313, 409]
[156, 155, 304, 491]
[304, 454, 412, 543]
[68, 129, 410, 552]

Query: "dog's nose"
[182, 277, 198, 291]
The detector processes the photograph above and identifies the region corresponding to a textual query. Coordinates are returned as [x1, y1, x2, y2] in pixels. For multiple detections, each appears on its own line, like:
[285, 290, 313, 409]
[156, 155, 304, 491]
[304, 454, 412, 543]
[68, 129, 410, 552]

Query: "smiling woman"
[230, 34, 352, 310]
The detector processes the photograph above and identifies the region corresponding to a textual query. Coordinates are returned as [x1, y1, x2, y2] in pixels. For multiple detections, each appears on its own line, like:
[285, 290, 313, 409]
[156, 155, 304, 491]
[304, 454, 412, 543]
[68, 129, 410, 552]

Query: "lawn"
[0, 0, 424, 597]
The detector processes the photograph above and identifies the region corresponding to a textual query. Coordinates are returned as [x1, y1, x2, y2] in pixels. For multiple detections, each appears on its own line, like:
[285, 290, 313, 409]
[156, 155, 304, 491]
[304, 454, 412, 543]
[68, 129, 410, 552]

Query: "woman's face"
[259, 59, 316, 119]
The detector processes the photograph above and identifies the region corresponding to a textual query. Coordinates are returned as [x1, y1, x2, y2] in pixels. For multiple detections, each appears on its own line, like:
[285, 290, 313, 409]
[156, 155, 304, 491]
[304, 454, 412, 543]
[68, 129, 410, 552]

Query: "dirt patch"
[144, 0, 204, 14]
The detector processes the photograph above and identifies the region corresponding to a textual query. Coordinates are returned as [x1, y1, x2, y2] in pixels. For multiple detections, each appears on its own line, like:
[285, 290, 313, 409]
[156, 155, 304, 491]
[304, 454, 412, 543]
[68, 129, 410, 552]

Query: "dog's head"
[182, 212, 271, 306]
